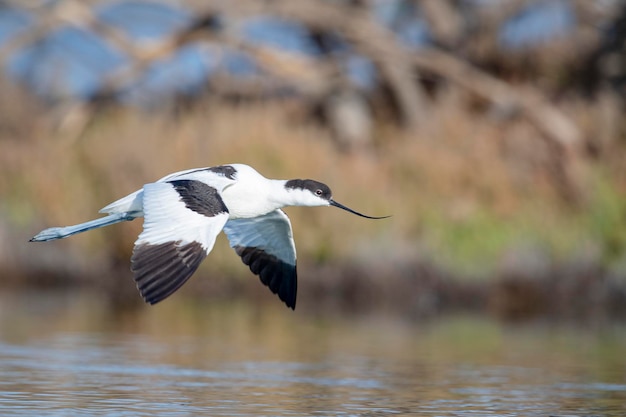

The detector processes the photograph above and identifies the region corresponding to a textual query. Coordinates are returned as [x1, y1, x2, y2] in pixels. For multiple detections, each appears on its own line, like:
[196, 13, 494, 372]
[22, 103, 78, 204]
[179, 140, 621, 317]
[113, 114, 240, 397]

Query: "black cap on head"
[285, 179, 332, 200]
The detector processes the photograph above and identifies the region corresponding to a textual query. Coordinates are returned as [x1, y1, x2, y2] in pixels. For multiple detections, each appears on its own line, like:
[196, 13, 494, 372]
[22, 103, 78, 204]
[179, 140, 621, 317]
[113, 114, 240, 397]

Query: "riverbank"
[2, 92, 625, 320]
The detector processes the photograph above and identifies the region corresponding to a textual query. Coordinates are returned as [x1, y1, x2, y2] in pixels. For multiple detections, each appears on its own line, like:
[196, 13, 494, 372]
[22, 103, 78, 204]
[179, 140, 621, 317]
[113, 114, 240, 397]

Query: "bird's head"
[284, 179, 390, 219]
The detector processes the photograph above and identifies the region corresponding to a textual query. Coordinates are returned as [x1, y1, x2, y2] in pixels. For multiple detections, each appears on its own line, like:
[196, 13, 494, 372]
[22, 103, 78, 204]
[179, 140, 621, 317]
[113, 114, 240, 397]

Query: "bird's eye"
[315, 189, 323, 196]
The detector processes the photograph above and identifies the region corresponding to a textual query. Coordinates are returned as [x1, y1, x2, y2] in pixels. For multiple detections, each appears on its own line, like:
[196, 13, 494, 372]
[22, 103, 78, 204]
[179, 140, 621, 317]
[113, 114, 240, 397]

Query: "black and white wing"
[131, 179, 230, 304]
[223, 210, 297, 309]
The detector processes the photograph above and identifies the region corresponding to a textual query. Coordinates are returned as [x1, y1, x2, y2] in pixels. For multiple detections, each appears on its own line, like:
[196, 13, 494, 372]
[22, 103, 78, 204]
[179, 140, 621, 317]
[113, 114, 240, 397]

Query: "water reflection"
[0, 290, 625, 416]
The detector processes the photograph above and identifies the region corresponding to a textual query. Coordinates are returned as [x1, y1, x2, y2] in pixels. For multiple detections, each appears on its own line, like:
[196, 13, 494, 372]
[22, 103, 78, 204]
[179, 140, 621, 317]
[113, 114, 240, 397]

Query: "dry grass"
[1, 81, 626, 312]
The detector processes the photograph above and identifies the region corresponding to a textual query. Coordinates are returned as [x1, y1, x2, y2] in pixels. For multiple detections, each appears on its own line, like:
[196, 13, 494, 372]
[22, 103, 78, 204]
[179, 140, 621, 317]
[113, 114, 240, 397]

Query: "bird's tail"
[30, 212, 138, 242]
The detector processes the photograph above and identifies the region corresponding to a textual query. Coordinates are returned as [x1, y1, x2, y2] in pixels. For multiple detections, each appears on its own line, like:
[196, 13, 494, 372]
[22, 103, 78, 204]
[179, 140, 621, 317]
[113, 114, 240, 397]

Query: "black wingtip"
[131, 241, 207, 305]
[234, 245, 297, 310]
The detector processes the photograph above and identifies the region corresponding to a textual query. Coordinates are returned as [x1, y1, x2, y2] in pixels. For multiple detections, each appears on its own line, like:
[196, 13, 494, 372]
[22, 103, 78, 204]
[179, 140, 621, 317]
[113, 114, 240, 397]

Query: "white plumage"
[30, 164, 388, 309]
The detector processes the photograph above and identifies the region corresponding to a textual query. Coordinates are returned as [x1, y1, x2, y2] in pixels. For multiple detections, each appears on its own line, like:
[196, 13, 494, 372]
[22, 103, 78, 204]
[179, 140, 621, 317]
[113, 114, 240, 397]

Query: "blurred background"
[1, 0, 625, 321]
[2, 1, 626, 415]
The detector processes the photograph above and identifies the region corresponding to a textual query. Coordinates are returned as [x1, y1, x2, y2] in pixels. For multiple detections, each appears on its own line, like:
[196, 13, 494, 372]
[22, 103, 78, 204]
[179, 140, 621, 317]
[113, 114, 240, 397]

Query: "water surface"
[1, 290, 625, 416]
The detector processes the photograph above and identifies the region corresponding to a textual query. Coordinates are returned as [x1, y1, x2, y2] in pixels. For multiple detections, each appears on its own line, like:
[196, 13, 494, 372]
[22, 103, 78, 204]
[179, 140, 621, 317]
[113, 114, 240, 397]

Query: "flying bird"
[30, 164, 388, 309]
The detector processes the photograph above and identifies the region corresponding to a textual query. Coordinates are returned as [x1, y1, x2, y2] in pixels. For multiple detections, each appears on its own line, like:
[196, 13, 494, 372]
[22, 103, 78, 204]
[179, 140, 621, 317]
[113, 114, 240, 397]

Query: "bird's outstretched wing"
[223, 210, 297, 309]
[131, 179, 230, 304]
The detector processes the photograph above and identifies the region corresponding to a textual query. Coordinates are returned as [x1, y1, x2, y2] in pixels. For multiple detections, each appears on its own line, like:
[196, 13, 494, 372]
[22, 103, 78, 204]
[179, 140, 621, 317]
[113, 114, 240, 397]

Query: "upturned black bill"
[329, 200, 390, 219]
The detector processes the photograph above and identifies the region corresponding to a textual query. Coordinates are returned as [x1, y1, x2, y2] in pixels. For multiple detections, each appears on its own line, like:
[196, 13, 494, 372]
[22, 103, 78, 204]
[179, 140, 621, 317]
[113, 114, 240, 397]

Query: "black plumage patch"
[169, 180, 228, 217]
[208, 165, 237, 179]
[285, 179, 332, 200]
[131, 241, 207, 305]
[234, 245, 297, 310]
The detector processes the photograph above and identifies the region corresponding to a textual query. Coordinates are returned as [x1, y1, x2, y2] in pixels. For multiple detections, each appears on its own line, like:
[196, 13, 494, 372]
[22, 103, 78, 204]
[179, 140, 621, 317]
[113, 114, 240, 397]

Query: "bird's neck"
[222, 179, 290, 219]
[269, 179, 298, 206]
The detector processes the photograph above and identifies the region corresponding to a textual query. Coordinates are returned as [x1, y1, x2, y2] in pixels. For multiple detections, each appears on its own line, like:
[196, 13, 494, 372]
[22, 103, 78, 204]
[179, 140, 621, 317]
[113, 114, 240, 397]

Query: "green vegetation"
[419, 170, 626, 277]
